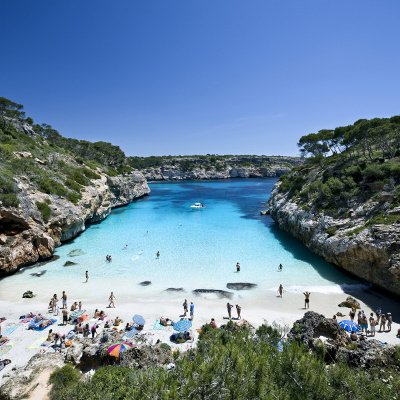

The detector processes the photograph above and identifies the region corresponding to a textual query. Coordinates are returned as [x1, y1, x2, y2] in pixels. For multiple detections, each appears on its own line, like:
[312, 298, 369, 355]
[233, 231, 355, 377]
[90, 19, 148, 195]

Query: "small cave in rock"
[0, 214, 30, 236]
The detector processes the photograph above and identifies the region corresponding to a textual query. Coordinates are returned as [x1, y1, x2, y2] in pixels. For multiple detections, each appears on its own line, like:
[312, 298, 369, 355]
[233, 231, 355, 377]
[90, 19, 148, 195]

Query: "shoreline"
[1, 287, 399, 385]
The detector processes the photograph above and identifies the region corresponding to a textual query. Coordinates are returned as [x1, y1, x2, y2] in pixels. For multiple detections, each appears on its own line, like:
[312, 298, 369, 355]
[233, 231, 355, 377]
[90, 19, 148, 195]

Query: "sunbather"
[160, 317, 173, 326]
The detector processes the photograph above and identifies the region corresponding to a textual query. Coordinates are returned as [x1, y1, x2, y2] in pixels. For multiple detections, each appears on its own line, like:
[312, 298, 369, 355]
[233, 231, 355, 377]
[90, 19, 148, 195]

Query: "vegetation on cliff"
[0, 97, 132, 208]
[279, 116, 400, 222]
[49, 322, 399, 400]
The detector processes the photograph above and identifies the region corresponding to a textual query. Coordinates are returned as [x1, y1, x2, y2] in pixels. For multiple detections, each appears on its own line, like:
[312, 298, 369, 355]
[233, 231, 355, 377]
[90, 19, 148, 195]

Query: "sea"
[0, 179, 364, 303]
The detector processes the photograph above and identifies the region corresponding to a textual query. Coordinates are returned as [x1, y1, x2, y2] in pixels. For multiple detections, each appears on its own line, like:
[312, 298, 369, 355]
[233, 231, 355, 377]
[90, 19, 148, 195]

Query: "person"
[227, 302, 233, 319]
[61, 291, 67, 309]
[183, 299, 188, 316]
[350, 330, 358, 341]
[278, 263, 283, 271]
[379, 314, 386, 332]
[83, 323, 90, 337]
[332, 315, 337, 322]
[62, 309, 68, 325]
[109, 292, 116, 308]
[357, 311, 362, 327]
[369, 313, 376, 337]
[85, 270, 89, 283]
[70, 302, 78, 311]
[360, 312, 368, 334]
[189, 302, 194, 319]
[160, 317, 172, 326]
[278, 284, 283, 298]
[91, 323, 97, 340]
[78, 301, 82, 311]
[349, 308, 356, 322]
[386, 313, 392, 332]
[93, 309, 100, 318]
[47, 329, 55, 342]
[125, 322, 132, 331]
[303, 291, 310, 309]
[114, 316, 121, 326]
[396, 328, 400, 338]
[99, 310, 106, 320]
[210, 318, 217, 328]
[236, 262, 240, 272]
[236, 304, 242, 319]
[75, 322, 83, 334]
[156, 251, 160, 259]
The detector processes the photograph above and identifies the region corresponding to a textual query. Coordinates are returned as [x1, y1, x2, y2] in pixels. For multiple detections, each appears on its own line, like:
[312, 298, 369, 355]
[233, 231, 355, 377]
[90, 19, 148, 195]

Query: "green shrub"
[0, 193, 19, 207]
[49, 364, 81, 398]
[362, 164, 385, 182]
[36, 201, 52, 222]
[326, 226, 337, 236]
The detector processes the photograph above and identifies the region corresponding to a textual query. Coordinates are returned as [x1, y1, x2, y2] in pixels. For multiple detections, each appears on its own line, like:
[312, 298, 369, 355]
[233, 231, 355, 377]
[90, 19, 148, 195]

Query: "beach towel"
[123, 329, 138, 340]
[0, 338, 10, 347]
[152, 320, 165, 330]
[0, 344, 13, 357]
[2, 324, 19, 336]
[29, 318, 57, 331]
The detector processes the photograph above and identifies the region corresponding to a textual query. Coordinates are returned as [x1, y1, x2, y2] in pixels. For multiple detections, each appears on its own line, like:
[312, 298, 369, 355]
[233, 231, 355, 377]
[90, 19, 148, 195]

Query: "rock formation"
[269, 184, 400, 296]
[139, 156, 302, 181]
[0, 172, 149, 275]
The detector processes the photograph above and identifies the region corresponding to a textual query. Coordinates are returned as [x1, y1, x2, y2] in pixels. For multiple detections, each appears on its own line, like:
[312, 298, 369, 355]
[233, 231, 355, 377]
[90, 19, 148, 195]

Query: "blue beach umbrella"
[339, 320, 359, 332]
[173, 319, 192, 332]
[132, 314, 145, 326]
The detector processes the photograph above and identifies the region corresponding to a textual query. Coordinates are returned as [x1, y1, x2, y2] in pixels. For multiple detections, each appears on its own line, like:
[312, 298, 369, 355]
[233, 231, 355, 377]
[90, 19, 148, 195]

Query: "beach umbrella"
[107, 342, 133, 358]
[132, 314, 145, 326]
[173, 319, 192, 332]
[339, 320, 359, 333]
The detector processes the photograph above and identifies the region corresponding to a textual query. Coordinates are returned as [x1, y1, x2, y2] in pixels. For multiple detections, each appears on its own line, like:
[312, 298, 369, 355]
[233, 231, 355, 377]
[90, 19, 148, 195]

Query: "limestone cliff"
[137, 156, 302, 180]
[0, 172, 149, 274]
[269, 183, 400, 296]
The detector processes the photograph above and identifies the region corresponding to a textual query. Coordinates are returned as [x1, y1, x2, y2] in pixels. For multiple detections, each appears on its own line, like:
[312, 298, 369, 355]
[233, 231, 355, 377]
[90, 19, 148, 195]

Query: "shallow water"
[0, 179, 361, 303]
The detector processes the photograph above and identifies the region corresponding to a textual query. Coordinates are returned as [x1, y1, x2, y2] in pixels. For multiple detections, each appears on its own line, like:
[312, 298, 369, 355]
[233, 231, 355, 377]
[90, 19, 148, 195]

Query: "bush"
[0, 193, 19, 207]
[362, 164, 385, 182]
[36, 201, 52, 222]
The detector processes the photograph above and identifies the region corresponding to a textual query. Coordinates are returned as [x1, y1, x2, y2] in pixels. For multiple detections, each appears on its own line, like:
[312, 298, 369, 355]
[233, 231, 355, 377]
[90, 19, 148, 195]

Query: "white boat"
[190, 202, 205, 209]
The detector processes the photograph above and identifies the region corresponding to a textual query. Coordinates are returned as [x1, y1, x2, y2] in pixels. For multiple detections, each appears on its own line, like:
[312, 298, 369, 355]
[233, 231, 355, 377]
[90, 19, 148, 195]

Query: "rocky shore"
[268, 184, 400, 296]
[0, 172, 149, 275]
[140, 156, 302, 180]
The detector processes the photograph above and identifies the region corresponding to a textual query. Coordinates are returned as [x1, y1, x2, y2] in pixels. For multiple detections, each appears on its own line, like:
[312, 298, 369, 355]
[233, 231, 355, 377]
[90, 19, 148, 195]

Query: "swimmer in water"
[156, 251, 160, 259]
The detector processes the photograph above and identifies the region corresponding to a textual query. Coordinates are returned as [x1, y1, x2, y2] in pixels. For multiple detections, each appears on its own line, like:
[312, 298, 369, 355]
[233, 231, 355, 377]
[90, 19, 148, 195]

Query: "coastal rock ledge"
[268, 184, 400, 296]
[0, 172, 150, 275]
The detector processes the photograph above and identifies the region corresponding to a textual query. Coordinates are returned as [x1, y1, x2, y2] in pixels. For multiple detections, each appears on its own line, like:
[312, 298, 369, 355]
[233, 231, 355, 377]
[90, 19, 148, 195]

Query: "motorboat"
[190, 202, 205, 209]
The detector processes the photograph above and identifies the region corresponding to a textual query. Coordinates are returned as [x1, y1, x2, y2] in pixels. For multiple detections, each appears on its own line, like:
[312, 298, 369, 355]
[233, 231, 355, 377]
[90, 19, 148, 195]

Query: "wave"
[270, 283, 371, 294]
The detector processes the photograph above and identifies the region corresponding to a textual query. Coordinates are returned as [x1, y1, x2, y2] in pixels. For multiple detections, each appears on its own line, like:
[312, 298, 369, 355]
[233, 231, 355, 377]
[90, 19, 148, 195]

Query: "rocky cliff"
[0, 172, 149, 274]
[269, 182, 400, 296]
[138, 156, 302, 180]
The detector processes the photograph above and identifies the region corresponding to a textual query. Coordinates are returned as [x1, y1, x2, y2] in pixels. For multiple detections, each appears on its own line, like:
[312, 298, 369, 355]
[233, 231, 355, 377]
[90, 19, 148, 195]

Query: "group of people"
[182, 299, 195, 319]
[227, 302, 241, 319]
[349, 308, 393, 337]
[106, 255, 112, 262]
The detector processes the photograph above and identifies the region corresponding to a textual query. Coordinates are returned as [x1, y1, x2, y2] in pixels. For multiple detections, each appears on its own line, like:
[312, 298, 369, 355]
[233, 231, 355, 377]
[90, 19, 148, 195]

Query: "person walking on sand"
[189, 302, 194, 319]
[108, 292, 116, 308]
[236, 304, 242, 319]
[85, 270, 89, 283]
[61, 291, 67, 309]
[236, 262, 240, 272]
[303, 291, 310, 309]
[227, 302, 234, 319]
[278, 263, 283, 271]
[349, 307, 356, 322]
[278, 284, 283, 297]
[379, 313, 386, 332]
[183, 299, 188, 316]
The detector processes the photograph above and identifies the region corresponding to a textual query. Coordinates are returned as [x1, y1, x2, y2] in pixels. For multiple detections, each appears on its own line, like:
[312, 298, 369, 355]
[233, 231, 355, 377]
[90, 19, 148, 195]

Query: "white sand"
[1, 288, 399, 386]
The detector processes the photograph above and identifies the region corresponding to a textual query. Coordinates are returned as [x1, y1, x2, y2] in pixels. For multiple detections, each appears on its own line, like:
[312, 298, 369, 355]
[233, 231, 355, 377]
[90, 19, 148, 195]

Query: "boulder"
[338, 296, 360, 309]
[30, 270, 46, 277]
[193, 289, 233, 299]
[64, 260, 78, 267]
[65, 342, 84, 365]
[139, 281, 152, 286]
[22, 290, 34, 298]
[226, 282, 257, 290]
[165, 287, 185, 292]
[68, 249, 85, 257]
[120, 345, 173, 369]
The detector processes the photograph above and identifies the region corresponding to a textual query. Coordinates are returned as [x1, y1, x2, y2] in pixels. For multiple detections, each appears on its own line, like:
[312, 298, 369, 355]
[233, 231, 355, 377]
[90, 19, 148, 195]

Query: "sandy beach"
[1, 286, 399, 386]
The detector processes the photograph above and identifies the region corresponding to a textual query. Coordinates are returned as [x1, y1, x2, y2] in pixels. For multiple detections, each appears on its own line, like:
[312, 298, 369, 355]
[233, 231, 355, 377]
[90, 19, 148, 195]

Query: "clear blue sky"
[1, 1, 399, 156]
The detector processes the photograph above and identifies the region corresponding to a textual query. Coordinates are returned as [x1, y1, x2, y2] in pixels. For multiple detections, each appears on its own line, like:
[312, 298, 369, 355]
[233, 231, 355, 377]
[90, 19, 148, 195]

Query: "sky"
[1, 0, 399, 156]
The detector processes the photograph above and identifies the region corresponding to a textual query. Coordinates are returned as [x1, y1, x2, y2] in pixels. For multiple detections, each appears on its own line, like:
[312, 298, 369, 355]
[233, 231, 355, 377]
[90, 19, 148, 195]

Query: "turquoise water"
[0, 179, 359, 302]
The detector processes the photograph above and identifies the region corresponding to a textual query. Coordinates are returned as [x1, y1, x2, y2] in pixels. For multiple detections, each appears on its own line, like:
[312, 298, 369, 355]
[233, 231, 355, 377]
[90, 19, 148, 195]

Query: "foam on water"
[0, 179, 360, 302]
